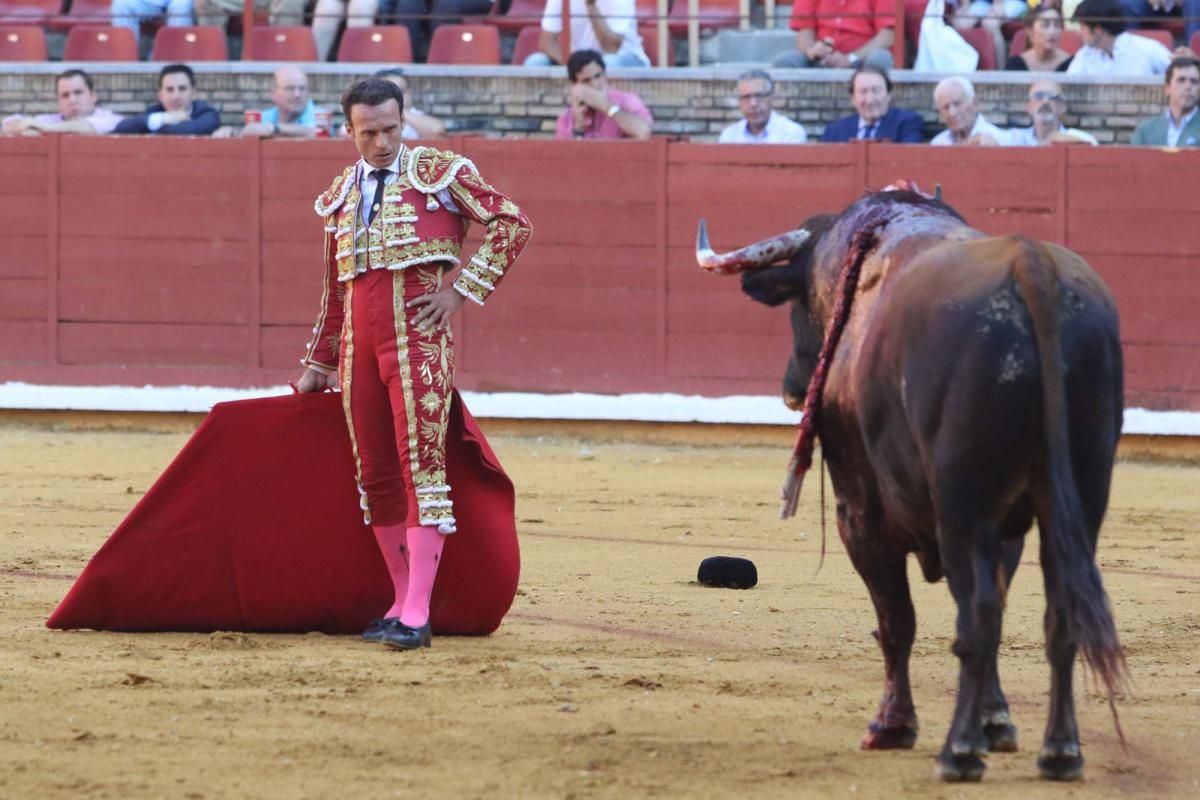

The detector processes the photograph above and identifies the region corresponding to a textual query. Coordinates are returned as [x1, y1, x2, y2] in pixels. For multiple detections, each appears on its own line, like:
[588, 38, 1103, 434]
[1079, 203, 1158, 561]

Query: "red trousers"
[338, 266, 456, 532]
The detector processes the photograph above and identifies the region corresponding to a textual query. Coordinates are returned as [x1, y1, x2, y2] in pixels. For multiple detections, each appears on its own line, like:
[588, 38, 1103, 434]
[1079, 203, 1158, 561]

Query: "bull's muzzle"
[695, 219, 811, 276]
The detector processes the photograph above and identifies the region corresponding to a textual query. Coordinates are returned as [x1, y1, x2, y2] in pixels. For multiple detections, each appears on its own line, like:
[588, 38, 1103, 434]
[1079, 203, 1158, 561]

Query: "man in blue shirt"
[820, 65, 924, 143]
[240, 66, 324, 139]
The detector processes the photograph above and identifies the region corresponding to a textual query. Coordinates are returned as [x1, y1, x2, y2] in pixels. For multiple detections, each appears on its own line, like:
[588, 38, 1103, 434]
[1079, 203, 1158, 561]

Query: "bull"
[696, 187, 1125, 782]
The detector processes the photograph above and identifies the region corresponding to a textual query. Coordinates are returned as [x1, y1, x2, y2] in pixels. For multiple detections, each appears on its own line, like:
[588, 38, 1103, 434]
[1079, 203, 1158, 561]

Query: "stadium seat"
[63, 25, 138, 60]
[150, 25, 228, 61]
[426, 23, 500, 64]
[336, 25, 413, 63]
[510, 24, 549, 64]
[1131, 28, 1176, 49]
[247, 25, 317, 61]
[639, 22, 674, 66]
[959, 25, 996, 70]
[486, 0, 543, 36]
[48, 0, 109, 32]
[0, 0, 59, 26]
[0, 25, 47, 59]
[636, 0, 670, 22]
[667, 0, 742, 38]
[1007, 28, 1082, 57]
[1192, 30, 1200, 54]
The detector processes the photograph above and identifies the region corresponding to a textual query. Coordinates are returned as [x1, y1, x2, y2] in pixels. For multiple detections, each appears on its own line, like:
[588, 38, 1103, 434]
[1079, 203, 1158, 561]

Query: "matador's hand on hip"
[407, 287, 466, 334]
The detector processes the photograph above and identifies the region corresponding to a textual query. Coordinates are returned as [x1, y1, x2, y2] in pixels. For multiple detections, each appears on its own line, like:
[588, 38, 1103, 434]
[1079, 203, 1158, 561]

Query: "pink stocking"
[401, 525, 445, 628]
[371, 523, 409, 620]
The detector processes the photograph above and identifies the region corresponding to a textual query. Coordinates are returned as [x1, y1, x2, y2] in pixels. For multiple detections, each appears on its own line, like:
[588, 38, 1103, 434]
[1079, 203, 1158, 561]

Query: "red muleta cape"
[46, 390, 519, 635]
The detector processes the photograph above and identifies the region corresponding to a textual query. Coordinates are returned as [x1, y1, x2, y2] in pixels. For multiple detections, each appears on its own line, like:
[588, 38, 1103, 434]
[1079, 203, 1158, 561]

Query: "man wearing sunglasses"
[718, 69, 808, 144]
[1000, 79, 1098, 145]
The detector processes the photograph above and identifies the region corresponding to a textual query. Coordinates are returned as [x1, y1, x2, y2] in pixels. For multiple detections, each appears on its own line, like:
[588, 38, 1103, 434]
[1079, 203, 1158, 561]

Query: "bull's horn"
[695, 219, 811, 276]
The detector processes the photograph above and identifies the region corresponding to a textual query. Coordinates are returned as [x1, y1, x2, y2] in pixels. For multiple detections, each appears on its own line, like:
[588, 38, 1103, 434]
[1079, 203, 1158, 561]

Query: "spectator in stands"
[990, 79, 1099, 145]
[555, 49, 652, 140]
[773, 0, 895, 70]
[1006, 3, 1074, 72]
[1, 69, 122, 137]
[375, 68, 448, 138]
[820, 65, 924, 142]
[379, 0, 506, 63]
[718, 69, 808, 144]
[113, 64, 221, 136]
[525, 0, 651, 67]
[1131, 56, 1200, 145]
[213, 66, 325, 139]
[312, 0, 379, 61]
[195, 0, 304, 31]
[1121, 0, 1200, 51]
[111, 0, 193, 35]
[953, 0, 1028, 69]
[1068, 0, 1173, 76]
[930, 75, 1004, 145]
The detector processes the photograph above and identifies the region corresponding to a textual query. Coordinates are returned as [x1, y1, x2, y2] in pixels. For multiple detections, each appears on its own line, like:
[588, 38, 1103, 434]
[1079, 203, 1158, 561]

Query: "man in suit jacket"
[114, 63, 220, 137]
[1132, 56, 1200, 147]
[821, 65, 924, 143]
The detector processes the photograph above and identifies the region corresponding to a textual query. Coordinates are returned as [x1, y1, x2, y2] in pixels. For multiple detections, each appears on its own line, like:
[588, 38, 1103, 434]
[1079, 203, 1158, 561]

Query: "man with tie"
[295, 78, 532, 651]
[820, 66, 924, 143]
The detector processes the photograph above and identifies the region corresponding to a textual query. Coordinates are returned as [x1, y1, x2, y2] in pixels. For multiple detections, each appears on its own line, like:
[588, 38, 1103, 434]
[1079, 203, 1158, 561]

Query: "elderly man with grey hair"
[930, 75, 1004, 146]
[718, 69, 808, 144]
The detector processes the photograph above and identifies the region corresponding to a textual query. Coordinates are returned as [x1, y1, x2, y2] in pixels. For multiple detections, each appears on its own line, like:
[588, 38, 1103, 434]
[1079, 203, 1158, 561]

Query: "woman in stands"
[1006, 2, 1074, 71]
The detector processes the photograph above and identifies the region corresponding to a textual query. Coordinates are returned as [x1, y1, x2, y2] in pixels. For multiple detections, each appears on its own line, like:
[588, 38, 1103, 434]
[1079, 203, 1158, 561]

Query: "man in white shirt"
[930, 76, 1004, 146]
[524, 0, 650, 68]
[718, 69, 808, 144]
[994, 80, 1099, 146]
[1131, 56, 1200, 146]
[1, 69, 122, 137]
[1067, 0, 1173, 77]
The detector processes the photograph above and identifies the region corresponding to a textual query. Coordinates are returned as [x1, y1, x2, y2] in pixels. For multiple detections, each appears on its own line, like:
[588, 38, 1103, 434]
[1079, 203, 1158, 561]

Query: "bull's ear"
[740, 263, 807, 307]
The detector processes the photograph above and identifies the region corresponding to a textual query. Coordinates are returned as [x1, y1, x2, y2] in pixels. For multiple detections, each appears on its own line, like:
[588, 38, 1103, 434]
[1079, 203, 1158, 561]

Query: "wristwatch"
[605, 103, 621, 118]
[848, 53, 860, 66]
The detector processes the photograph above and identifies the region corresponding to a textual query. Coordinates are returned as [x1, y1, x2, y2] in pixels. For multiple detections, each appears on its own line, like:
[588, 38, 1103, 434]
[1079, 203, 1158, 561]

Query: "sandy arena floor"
[1, 417, 1198, 799]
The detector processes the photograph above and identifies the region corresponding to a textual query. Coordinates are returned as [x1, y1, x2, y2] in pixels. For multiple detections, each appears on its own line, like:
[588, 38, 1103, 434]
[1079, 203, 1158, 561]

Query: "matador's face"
[347, 99, 404, 170]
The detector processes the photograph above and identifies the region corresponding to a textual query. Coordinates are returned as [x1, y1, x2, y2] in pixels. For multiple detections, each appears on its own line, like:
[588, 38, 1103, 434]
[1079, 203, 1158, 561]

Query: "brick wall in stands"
[0, 65, 1171, 144]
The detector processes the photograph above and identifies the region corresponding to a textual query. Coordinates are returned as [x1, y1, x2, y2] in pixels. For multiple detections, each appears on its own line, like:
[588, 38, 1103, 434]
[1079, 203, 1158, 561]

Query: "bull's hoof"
[981, 710, 1018, 753]
[861, 720, 918, 750]
[1038, 742, 1084, 781]
[935, 753, 986, 782]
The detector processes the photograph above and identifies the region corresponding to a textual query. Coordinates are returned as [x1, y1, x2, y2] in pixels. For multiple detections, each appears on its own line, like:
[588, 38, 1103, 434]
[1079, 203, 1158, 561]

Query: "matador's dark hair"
[340, 77, 405, 122]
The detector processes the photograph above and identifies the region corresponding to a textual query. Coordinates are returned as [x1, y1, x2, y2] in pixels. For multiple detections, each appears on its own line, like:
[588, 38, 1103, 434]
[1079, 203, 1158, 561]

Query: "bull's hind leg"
[1037, 547, 1085, 780]
[842, 529, 919, 750]
[981, 535, 1026, 753]
[935, 522, 1006, 782]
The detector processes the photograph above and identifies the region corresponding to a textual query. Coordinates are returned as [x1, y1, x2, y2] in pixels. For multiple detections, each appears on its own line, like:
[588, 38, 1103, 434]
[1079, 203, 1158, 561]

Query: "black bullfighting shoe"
[379, 619, 432, 650]
[361, 618, 389, 642]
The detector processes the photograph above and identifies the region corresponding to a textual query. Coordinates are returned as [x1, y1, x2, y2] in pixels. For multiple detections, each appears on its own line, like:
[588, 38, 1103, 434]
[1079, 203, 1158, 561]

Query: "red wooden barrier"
[1, 137, 1197, 412]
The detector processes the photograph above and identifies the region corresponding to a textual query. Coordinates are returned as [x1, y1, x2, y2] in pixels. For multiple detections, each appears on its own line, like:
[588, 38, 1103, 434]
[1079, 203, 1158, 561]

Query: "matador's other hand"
[407, 287, 466, 334]
[295, 367, 336, 393]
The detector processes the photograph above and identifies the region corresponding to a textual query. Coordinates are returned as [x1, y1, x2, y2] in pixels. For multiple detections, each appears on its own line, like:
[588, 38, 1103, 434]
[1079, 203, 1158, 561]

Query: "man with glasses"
[718, 69, 808, 144]
[993, 79, 1098, 145]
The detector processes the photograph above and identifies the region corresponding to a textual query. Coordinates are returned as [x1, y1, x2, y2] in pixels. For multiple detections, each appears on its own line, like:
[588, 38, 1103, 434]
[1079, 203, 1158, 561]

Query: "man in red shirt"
[773, 0, 896, 70]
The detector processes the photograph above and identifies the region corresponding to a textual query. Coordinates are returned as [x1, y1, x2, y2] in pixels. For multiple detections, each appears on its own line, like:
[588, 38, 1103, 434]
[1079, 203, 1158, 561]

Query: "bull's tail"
[1011, 240, 1127, 718]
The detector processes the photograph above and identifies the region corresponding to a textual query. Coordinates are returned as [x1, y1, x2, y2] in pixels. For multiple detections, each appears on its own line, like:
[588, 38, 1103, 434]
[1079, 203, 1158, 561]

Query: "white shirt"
[1066, 32, 1172, 78]
[930, 114, 1005, 146]
[356, 151, 457, 226]
[541, 0, 648, 66]
[718, 111, 808, 144]
[1001, 125, 1099, 146]
[1166, 107, 1199, 147]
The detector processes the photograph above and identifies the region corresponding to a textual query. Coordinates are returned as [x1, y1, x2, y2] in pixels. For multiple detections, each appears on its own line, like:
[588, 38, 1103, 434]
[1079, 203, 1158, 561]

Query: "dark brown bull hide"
[697, 190, 1125, 782]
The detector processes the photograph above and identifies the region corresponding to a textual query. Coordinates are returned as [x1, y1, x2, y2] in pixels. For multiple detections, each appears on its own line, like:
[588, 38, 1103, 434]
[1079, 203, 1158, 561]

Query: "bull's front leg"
[840, 504, 919, 750]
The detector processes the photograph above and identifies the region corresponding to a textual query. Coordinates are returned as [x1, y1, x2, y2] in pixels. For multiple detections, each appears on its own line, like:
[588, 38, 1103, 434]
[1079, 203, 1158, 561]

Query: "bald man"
[236, 66, 326, 139]
[997, 80, 1098, 146]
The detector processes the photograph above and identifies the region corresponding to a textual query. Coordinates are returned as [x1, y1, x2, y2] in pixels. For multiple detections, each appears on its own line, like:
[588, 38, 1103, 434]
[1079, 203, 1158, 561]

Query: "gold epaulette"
[406, 146, 477, 195]
[314, 166, 356, 218]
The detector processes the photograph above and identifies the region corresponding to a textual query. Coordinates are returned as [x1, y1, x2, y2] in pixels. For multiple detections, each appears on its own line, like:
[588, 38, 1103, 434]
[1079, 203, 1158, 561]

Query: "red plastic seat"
[426, 23, 500, 64]
[48, 0, 109, 32]
[0, 24, 47, 58]
[150, 25, 228, 60]
[63, 25, 139, 60]
[1007, 28, 1082, 57]
[510, 24, 548, 64]
[959, 25, 996, 70]
[486, 0, 544, 36]
[1131, 28, 1175, 49]
[667, 0, 741, 38]
[336, 25, 413, 63]
[247, 25, 317, 61]
[638, 22, 674, 66]
[0, 0, 59, 25]
[1191, 30, 1200, 54]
